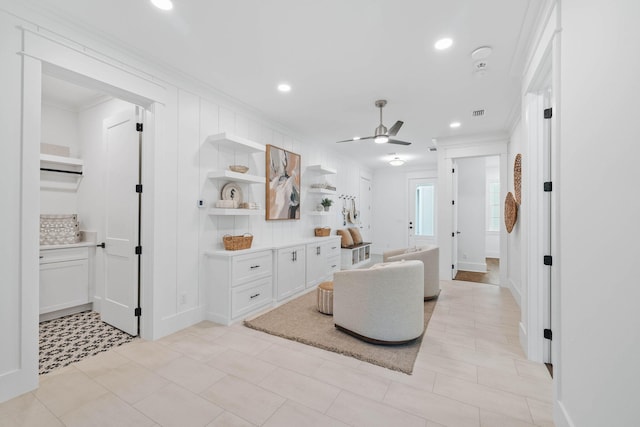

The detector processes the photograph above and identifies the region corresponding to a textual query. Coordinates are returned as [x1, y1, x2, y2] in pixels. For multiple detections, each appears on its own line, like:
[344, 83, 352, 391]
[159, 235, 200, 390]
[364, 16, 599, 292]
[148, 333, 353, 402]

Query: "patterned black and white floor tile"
[39, 311, 136, 375]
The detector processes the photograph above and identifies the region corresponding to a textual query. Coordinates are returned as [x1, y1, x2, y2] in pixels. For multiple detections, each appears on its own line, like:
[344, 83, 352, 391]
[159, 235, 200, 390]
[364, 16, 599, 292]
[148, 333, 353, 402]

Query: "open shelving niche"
[40, 154, 84, 190]
[205, 132, 266, 216]
[307, 164, 337, 216]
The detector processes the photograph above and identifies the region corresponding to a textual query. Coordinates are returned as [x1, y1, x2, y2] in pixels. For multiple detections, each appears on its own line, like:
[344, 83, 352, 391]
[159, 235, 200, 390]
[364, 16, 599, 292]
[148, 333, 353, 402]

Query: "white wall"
[457, 157, 487, 272]
[507, 119, 524, 305]
[557, 1, 640, 425]
[371, 166, 437, 254]
[485, 157, 500, 258]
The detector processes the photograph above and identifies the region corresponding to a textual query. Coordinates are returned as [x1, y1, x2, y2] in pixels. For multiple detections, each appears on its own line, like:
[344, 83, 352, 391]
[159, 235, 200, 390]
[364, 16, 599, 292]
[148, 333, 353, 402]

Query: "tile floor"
[0, 280, 555, 427]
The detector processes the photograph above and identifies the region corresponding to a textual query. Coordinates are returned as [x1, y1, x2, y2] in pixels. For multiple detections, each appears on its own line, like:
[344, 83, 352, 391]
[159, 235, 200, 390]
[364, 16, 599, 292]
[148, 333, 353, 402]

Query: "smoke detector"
[471, 46, 493, 60]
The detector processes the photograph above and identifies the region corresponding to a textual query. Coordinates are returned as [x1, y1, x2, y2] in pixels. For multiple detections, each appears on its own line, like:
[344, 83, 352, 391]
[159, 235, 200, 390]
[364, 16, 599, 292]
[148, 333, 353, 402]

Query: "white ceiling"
[27, 0, 540, 169]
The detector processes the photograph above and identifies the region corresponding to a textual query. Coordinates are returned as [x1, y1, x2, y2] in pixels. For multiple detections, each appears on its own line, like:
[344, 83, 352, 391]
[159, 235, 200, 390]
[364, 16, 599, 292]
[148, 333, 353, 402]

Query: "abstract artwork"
[266, 145, 301, 220]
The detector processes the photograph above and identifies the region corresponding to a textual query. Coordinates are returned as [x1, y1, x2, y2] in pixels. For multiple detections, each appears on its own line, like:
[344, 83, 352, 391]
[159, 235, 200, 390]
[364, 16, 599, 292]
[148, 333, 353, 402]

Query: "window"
[487, 180, 500, 232]
[415, 184, 435, 236]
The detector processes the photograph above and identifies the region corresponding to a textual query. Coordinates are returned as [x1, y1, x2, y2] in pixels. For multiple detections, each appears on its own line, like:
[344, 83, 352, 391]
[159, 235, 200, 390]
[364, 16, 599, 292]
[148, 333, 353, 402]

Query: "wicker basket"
[504, 192, 518, 234]
[314, 227, 331, 237]
[222, 233, 253, 250]
[514, 153, 522, 205]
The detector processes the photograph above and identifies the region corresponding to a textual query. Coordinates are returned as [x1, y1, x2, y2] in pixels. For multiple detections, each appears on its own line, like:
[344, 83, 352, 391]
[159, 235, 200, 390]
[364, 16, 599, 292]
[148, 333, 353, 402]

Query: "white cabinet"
[207, 249, 274, 325]
[341, 243, 372, 270]
[275, 245, 306, 301]
[40, 246, 90, 315]
[306, 237, 341, 288]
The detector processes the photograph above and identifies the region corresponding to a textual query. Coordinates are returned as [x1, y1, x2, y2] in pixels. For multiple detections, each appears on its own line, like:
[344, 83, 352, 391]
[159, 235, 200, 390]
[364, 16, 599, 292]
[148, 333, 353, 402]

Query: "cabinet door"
[40, 259, 89, 314]
[276, 246, 306, 300]
[305, 243, 325, 288]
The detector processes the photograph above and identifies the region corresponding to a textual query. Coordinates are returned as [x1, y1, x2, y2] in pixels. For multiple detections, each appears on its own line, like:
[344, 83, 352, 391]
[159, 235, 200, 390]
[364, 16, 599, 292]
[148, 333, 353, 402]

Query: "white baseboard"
[153, 305, 206, 340]
[457, 261, 487, 273]
[519, 321, 528, 357]
[486, 251, 500, 258]
[509, 278, 521, 306]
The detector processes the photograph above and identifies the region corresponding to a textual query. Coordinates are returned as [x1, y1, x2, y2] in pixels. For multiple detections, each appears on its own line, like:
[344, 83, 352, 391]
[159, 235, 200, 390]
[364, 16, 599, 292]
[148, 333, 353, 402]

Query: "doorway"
[451, 156, 501, 285]
[408, 177, 437, 248]
[39, 73, 143, 372]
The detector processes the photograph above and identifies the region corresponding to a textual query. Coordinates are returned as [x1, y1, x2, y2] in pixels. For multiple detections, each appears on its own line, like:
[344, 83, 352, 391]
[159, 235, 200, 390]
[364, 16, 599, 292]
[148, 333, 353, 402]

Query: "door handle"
[97, 242, 105, 248]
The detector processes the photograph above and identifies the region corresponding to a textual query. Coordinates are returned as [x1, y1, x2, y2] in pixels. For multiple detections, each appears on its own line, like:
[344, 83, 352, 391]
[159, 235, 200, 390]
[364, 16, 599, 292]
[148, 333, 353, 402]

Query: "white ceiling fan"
[336, 99, 411, 146]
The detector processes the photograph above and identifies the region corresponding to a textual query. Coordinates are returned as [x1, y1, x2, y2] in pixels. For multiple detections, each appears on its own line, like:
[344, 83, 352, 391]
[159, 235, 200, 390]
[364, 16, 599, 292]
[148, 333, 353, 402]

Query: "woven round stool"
[316, 281, 334, 315]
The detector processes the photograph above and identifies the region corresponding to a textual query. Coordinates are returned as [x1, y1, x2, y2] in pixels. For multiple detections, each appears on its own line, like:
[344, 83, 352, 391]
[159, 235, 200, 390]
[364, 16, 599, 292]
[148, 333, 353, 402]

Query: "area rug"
[244, 291, 437, 374]
[39, 311, 136, 375]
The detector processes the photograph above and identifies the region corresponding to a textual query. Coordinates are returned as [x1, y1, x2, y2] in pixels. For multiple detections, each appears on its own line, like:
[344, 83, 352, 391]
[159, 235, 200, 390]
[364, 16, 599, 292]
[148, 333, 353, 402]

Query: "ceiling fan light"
[374, 135, 389, 144]
[389, 157, 405, 166]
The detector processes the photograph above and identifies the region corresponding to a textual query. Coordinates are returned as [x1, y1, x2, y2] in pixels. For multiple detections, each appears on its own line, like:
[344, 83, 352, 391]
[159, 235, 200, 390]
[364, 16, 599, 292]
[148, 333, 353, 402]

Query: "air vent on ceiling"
[472, 109, 485, 117]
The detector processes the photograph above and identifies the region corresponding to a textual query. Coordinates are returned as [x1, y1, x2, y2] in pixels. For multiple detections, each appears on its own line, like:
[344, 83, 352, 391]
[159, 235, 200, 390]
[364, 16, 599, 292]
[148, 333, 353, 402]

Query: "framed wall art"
[265, 144, 301, 220]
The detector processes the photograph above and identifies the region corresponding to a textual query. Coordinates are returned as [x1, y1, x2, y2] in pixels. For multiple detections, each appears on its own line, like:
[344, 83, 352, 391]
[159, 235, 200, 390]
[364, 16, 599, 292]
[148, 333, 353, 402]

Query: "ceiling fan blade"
[388, 138, 412, 146]
[336, 136, 375, 143]
[388, 120, 404, 136]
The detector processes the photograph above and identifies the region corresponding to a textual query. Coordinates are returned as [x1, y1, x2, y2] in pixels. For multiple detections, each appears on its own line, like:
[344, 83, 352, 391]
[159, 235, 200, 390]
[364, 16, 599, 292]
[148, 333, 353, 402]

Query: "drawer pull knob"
[249, 293, 260, 299]
[250, 265, 260, 269]
[39, 256, 44, 259]
[331, 246, 337, 249]
[331, 264, 337, 268]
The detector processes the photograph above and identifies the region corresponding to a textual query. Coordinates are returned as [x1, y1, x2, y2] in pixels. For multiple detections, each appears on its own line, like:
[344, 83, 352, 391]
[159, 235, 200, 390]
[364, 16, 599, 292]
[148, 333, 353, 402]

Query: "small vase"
[323, 206, 330, 212]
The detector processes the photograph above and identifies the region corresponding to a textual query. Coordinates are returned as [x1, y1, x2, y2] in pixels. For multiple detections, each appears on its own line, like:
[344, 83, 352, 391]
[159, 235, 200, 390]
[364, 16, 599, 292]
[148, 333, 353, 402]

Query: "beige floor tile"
[94, 361, 169, 404]
[114, 341, 182, 370]
[327, 390, 427, 427]
[0, 393, 62, 427]
[259, 367, 340, 413]
[433, 373, 533, 423]
[527, 397, 555, 426]
[434, 344, 519, 375]
[200, 375, 285, 425]
[134, 383, 223, 427]
[357, 361, 437, 392]
[477, 367, 552, 403]
[73, 349, 130, 378]
[312, 360, 391, 401]
[59, 392, 155, 427]
[256, 343, 326, 376]
[480, 409, 538, 427]
[207, 411, 256, 427]
[163, 333, 228, 362]
[515, 359, 553, 381]
[211, 331, 273, 356]
[383, 382, 480, 427]
[207, 349, 277, 384]
[34, 366, 109, 417]
[264, 400, 350, 427]
[414, 351, 478, 382]
[155, 356, 227, 393]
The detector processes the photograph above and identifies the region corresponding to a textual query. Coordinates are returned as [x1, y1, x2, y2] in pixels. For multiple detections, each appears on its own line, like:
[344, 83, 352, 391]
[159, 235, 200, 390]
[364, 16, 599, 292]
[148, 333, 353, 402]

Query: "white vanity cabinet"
[305, 237, 341, 288]
[275, 245, 306, 301]
[206, 249, 273, 325]
[39, 245, 91, 316]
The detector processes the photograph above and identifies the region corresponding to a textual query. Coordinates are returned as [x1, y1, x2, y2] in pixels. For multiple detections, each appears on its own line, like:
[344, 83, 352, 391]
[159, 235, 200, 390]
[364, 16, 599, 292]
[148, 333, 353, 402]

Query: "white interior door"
[358, 176, 371, 242]
[451, 162, 459, 279]
[408, 178, 437, 248]
[102, 109, 140, 336]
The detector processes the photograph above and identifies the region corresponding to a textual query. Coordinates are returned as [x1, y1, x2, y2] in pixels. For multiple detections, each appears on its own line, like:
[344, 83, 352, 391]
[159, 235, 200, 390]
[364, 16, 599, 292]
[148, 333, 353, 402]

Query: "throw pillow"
[337, 229, 354, 248]
[348, 227, 363, 245]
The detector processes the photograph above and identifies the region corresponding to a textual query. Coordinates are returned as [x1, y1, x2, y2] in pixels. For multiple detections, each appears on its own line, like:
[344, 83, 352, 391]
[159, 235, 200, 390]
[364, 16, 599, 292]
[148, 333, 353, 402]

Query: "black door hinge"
[544, 329, 552, 340]
[451, 232, 455, 237]
[544, 182, 552, 192]
[543, 255, 552, 266]
[136, 184, 143, 193]
[452, 168, 455, 173]
[544, 108, 552, 119]
[135, 246, 142, 255]
[451, 200, 455, 205]
[134, 307, 142, 317]
[136, 123, 143, 132]
[451, 264, 455, 269]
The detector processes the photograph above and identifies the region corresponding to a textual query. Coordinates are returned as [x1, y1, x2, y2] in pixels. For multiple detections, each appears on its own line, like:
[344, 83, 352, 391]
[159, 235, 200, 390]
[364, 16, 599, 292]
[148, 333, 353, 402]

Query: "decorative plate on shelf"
[221, 183, 243, 203]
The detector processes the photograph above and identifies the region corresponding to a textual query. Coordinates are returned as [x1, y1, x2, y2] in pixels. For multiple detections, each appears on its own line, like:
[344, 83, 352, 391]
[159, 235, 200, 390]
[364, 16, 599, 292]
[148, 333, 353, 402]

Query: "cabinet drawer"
[231, 277, 273, 319]
[232, 251, 272, 286]
[326, 255, 341, 274]
[325, 241, 341, 258]
[40, 247, 89, 264]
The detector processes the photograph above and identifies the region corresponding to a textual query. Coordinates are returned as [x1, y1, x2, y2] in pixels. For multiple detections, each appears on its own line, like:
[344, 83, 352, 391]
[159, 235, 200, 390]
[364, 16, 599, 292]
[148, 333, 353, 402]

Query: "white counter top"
[205, 236, 340, 258]
[40, 241, 96, 250]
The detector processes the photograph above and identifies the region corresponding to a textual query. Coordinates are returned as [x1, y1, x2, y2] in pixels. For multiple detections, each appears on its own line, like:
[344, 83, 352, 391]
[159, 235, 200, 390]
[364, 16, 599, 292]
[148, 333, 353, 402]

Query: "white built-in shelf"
[307, 164, 337, 175]
[309, 211, 332, 216]
[206, 132, 265, 154]
[207, 170, 265, 184]
[208, 208, 265, 216]
[308, 188, 336, 195]
[40, 154, 84, 167]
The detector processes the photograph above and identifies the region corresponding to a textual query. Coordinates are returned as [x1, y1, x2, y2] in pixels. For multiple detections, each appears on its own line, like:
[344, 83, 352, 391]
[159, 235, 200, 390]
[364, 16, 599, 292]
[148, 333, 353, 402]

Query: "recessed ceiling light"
[374, 135, 389, 144]
[353, 136, 361, 140]
[434, 38, 453, 50]
[150, 0, 173, 11]
[450, 121, 461, 128]
[389, 156, 405, 166]
[277, 83, 291, 92]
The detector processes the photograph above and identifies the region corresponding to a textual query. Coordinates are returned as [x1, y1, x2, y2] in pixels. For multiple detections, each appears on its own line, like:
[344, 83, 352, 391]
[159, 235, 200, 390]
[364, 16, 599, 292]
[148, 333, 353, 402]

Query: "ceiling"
[27, 0, 540, 170]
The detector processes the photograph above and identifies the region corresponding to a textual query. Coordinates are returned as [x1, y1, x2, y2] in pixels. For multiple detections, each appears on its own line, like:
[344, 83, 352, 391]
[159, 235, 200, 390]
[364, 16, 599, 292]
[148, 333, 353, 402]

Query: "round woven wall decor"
[514, 154, 522, 205]
[504, 191, 518, 233]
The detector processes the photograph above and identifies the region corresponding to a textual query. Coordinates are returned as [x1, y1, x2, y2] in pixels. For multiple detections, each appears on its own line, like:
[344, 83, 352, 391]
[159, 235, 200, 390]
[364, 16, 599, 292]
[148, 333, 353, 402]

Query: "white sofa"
[383, 245, 440, 300]
[333, 260, 424, 344]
